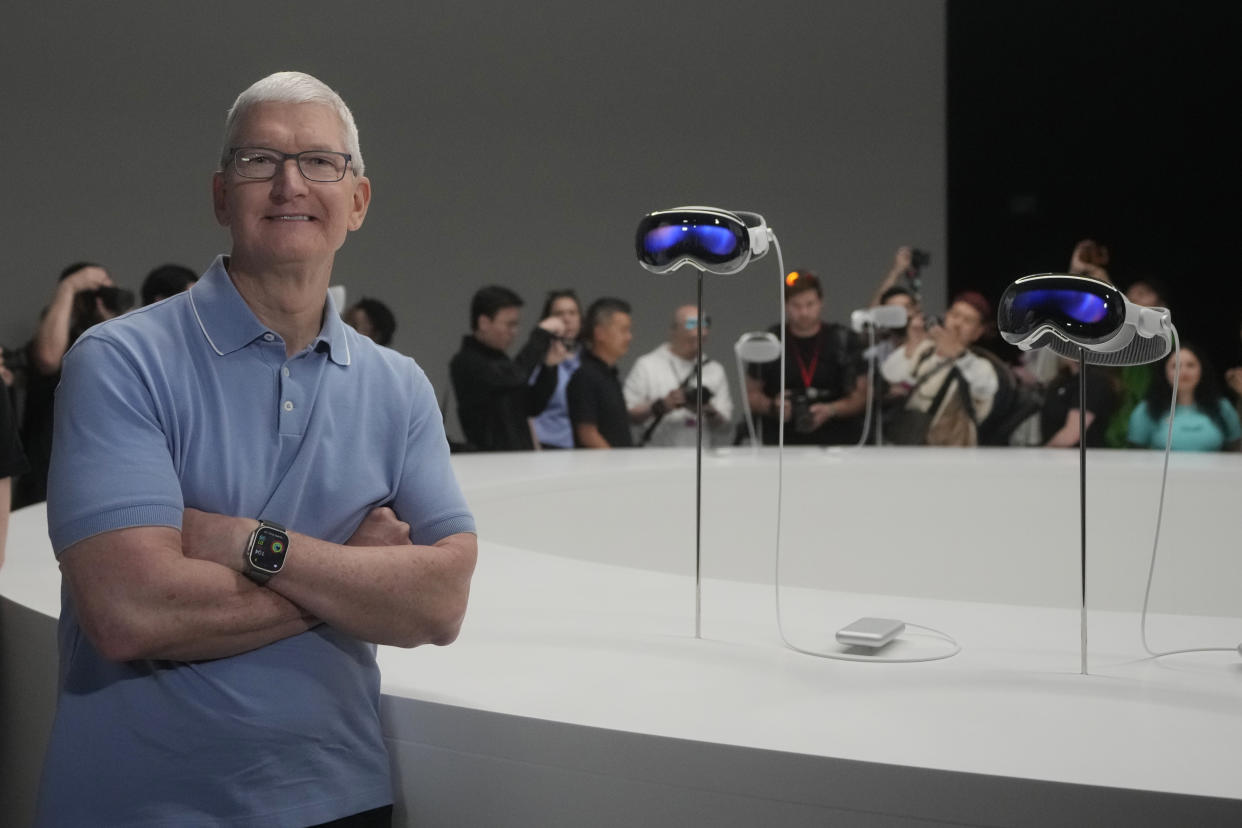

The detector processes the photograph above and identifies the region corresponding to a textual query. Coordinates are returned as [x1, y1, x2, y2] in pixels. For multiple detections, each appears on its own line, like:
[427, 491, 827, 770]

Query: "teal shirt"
[1127, 398, 1242, 451]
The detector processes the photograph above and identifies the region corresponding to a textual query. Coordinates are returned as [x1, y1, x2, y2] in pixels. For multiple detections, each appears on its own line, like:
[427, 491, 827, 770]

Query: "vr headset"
[636, 206, 771, 275]
[998, 273, 1172, 366]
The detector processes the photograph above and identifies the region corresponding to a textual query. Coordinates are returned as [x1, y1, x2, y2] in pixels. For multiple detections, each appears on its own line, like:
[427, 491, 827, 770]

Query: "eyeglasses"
[229, 147, 353, 183]
[683, 315, 712, 330]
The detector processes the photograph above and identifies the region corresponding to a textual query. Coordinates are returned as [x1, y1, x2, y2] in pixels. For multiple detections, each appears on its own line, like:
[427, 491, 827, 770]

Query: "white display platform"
[4, 446, 1242, 827]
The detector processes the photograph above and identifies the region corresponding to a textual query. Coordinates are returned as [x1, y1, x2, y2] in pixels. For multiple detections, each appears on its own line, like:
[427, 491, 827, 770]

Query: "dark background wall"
[948, 1, 1242, 373]
[0, 1, 946, 441]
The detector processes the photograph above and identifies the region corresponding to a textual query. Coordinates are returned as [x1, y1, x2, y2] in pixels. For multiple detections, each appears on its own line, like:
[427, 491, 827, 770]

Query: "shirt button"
[283, 401, 294, 412]
[264, 333, 275, 342]
[282, 366, 290, 377]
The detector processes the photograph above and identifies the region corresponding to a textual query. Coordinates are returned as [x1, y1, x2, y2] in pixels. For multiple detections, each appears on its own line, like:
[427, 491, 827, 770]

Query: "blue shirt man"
[37, 72, 477, 827]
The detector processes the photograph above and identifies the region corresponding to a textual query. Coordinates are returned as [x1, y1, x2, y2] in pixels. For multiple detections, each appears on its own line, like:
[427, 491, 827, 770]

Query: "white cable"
[768, 234, 958, 664]
[850, 324, 879, 449]
[781, 622, 961, 664]
[1138, 328, 1236, 659]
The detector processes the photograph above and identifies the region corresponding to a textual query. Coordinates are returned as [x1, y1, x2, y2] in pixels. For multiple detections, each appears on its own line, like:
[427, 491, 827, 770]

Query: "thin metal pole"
[695, 271, 704, 639]
[1079, 348, 1088, 675]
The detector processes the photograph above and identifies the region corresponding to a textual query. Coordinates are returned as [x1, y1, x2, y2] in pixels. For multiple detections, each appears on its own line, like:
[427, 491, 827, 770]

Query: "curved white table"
[4, 447, 1242, 827]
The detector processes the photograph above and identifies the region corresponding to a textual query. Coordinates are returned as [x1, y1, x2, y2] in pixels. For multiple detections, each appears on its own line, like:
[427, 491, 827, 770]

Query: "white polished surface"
[4, 446, 1242, 822]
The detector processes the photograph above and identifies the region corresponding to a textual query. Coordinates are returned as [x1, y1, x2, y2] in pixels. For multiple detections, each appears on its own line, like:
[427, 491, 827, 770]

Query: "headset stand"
[694, 271, 705, 639]
[1078, 347, 1088, 675]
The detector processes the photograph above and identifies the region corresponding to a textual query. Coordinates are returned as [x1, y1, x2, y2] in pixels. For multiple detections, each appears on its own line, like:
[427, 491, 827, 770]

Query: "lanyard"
[792, 331, 823, 389]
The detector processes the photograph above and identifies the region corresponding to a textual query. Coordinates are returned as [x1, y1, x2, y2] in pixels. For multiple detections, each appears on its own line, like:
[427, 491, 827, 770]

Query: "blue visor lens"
[998, 277, 1126, 343]
[636, 211, 749, 272]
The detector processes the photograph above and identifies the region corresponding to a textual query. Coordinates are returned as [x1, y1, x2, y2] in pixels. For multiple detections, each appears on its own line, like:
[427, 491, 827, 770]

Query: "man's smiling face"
[212, 101, 370, 271]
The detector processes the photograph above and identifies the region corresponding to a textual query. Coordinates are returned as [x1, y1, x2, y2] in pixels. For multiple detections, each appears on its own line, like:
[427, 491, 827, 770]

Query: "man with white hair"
[36, 72, 477, 827]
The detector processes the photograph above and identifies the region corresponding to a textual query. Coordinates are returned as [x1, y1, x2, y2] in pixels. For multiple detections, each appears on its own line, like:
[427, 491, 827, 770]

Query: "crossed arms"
[60, 507, 477, 663]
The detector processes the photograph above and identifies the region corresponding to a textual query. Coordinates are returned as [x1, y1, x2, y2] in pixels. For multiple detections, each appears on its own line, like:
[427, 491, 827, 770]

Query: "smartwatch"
[244, 519, 290, 585]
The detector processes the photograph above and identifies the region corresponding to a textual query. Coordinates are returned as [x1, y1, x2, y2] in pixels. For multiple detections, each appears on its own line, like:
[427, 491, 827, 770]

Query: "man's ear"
[212, 172, 230, 227]
[348, 175, 371, 232]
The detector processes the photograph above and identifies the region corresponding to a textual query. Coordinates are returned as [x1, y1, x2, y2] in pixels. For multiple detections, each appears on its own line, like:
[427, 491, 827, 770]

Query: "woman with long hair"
[1127, 341, 1242, 452]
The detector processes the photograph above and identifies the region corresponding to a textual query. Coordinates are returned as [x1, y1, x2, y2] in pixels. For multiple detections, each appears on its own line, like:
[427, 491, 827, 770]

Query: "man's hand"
[58, 265, 112, 298]
[663, 387, 687, 410]
[929, 319, 964, 360]
[1226, 366, 1242, 397]
[537, 317, 565, 337]
[1068, 239, 1111, 283]
[893, 245, 913, 275]
[347, 506, 413, 547]
[537, 317, 570, 366]
[809, 402, 835, 430]
[774, 391, 793, 421]
[0, 347, 13, 387]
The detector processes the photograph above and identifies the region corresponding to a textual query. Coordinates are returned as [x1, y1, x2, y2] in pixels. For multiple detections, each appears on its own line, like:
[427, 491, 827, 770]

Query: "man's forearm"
[574, 423, 611, 448]
[183, 512, 476, 649]
[32, 289, 76, 374]
[265, 531, 476, 648]
[62, 527, 315, 663]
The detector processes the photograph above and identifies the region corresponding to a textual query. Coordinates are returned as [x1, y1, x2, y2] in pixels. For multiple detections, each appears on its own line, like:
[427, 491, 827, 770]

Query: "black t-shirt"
[1, 387, 29, 479]
[1040, 366, 1119, 448]
[752, 322, 866, 445]
[567, 350, 633, 448]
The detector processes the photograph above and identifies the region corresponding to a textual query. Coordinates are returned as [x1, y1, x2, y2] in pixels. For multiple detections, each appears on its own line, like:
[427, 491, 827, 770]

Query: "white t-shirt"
[623, 343, 734, 447]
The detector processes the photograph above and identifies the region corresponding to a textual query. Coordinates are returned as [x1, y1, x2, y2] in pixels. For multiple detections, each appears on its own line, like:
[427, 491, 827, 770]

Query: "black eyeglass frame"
[227, 146, 354, 183]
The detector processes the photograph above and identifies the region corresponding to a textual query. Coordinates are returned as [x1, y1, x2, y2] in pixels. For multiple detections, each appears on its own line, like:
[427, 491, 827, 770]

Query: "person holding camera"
[624, 304, 733, 447]
[880, 292, 999, 446]
[746, 270, 868, 446]
[16, 262, 133, 508]
[450, 285, 569, 451]
[530, 289, 584, 449]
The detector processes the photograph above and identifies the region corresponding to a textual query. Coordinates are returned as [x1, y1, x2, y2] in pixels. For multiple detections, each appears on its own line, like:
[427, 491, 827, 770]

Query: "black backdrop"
[948, 1, 1242, 374]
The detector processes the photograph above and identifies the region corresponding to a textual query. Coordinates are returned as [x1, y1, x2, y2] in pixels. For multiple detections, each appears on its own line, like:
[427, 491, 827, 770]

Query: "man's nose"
[269, 158, 309, 198]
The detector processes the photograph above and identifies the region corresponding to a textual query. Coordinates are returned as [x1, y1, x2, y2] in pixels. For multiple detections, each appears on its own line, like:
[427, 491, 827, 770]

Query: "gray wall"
[1, 1, 945, 441]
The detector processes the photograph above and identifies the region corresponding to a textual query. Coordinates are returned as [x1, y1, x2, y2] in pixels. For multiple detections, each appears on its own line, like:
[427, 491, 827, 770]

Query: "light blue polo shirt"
[37, 256, 475, 827]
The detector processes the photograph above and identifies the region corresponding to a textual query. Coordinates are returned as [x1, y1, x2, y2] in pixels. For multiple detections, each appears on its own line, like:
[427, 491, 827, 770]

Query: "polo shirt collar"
[188, 255, 351, 367]
[582, 348, 618, 376]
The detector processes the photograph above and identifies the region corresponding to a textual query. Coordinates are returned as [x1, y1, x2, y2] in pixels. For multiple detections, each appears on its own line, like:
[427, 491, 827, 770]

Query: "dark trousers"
[309, 804, 393, 828]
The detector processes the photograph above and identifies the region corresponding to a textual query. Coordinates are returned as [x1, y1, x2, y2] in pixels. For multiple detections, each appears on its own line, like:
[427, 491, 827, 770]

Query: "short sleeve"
[567, 371, 600, 427]
[1219, 399, 1242, 443]
[392, 364, 475, 546]
[622, 359, 650, 408]
[1126, 400, 1156, 448]
[47, 336, 183, 554]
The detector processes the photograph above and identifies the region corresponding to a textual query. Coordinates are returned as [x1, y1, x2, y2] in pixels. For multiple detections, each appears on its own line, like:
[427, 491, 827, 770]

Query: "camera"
[95, 286, 136, 315]
[683, 384, 714, 406]
[909, 248, 930, 271]
[1, 345, 27, 375]
[790, 387, 832, 433]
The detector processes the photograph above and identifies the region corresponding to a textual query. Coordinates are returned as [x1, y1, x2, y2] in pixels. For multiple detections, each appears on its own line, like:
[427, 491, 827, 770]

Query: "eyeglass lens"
[233, 148, 349, 182]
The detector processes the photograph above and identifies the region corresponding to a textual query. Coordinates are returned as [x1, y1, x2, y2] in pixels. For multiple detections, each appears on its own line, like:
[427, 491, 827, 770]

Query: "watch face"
[250, 527, 289, 573]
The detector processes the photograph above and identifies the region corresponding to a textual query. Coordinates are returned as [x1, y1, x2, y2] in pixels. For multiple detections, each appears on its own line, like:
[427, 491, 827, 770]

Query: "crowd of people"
[5, 244, 1242, 544]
